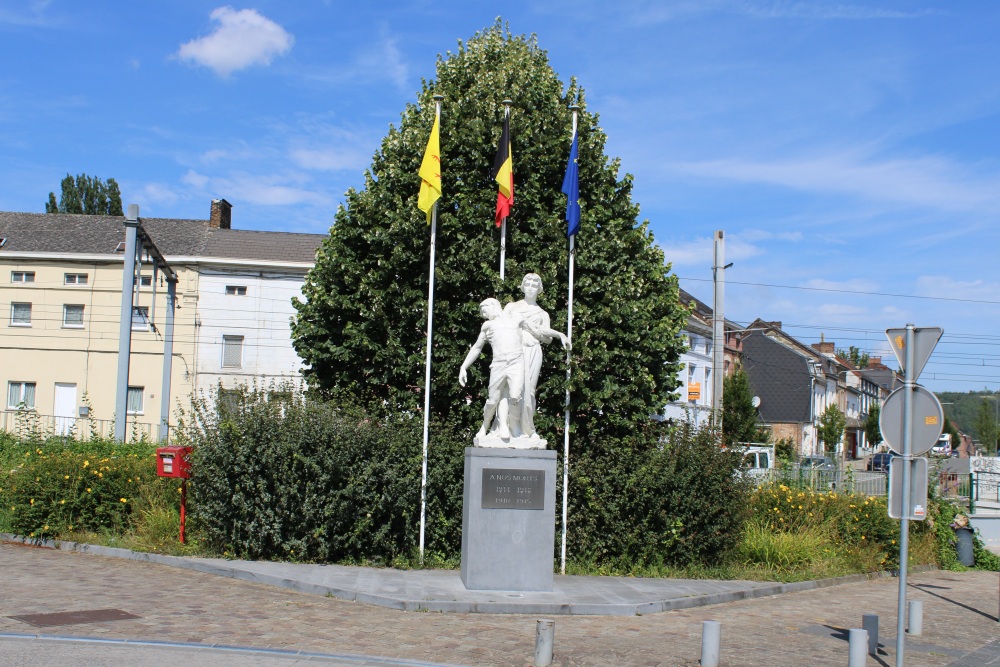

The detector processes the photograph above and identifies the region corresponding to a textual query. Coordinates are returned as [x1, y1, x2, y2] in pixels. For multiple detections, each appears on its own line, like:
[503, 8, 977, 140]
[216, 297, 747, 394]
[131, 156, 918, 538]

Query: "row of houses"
[1, 202, 900, 456]
[0, 201, 325, 438]
[664, 292, 902, 460]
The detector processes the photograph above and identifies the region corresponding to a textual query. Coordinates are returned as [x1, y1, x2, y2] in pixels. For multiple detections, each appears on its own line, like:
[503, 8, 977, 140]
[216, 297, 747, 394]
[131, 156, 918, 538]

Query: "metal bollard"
[907, 599, 923, 636]
[862, 613, 879, 655]
[534, 619, 554, 667]
[848, 629, 869, 667]
[701, 620, 721, 667]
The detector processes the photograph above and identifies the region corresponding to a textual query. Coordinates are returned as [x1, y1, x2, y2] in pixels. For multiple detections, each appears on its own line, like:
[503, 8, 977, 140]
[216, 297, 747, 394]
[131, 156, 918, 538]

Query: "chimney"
[812, 342, 835, 354]
[869, 356, 882, 366]
[209, 199, 232, 229]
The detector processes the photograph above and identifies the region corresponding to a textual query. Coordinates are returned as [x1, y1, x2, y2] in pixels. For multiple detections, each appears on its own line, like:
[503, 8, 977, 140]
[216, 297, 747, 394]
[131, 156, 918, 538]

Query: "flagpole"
[499, 100, 511, 282]
[561, 104, 579, 575]
[419, 94, 443, 565]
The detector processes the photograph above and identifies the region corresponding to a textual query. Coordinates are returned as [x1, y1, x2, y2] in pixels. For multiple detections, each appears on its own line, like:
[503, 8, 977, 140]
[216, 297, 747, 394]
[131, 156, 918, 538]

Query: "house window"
[139, 275, 152, 287]
[10, 302, 31, 326]
[7, 381, 36, 409]
[11, 271, 35, 283]
[63, 304, 85, 328]
[132, 306, 149, 331]
[225, 285, 247, 296]
[64, 273, 88, 286]
[126, 386, 144, 414]
[222, 335, 244, 368]
[218, 388, 240, 416]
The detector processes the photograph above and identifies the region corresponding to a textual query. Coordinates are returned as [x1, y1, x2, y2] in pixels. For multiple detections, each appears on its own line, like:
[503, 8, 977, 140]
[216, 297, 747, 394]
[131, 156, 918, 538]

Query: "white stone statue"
[459, 275, 569, 448]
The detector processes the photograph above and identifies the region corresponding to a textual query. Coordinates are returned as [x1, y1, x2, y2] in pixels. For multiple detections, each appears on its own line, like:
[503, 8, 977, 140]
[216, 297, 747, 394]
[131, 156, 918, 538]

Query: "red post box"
[156, 446, 192, 479]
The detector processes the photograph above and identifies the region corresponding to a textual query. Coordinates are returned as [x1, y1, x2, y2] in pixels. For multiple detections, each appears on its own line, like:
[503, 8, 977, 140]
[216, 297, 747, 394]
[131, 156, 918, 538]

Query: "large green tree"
[291, 24, 687, 440]
[721, 367, 769, 446]
[46, 173, 123, 216]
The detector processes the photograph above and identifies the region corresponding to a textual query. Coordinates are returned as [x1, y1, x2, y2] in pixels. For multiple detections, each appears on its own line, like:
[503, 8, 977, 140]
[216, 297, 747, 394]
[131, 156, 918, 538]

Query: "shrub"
[737, 521, 826, 570]
[568, 421, 751, 569]
[747, 483, 940, 571]
[1, 442, 157, 539]
[178, 385, 465, 563]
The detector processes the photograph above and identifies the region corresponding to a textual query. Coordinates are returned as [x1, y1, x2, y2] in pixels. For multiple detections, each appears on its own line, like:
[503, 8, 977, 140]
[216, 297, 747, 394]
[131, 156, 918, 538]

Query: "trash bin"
[954, 526, 975, 567]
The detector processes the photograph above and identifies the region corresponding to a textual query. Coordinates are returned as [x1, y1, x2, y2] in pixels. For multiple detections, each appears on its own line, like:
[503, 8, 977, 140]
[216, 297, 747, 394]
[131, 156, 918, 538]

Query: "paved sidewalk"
[2, 541, 998, 666]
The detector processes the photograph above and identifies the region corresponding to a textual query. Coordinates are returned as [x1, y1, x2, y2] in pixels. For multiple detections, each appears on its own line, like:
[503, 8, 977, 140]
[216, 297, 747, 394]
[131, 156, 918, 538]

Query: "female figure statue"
[503, 273, 569, 439]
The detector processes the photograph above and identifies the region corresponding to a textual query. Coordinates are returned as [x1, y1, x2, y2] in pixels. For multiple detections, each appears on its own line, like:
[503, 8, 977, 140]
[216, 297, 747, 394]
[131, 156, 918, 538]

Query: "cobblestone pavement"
[2, 542, 998, 666]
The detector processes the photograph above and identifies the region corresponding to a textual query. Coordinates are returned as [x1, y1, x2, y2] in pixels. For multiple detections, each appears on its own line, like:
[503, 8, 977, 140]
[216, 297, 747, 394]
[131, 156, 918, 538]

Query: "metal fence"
[748, 468, 889, 496]
[0, 410, 157, 443]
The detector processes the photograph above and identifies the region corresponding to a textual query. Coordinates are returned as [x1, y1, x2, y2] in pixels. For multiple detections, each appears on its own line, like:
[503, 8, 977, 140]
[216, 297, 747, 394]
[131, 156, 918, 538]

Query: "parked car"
[799, 455, 835, 471]
[867, 452, 896, 472]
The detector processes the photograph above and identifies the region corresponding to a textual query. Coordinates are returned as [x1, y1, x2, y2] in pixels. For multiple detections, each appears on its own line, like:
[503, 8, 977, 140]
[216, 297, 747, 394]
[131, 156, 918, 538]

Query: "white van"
[741, 445, 775, 470]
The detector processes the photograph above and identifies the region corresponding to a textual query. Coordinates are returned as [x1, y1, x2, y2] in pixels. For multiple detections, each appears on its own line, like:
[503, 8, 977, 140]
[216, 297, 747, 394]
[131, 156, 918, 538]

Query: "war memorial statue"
[458, 273, 569, 448]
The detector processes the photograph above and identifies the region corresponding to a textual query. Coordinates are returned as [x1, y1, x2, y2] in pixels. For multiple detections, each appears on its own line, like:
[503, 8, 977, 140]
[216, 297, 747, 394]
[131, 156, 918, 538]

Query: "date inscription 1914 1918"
[481, 468, 545, 510]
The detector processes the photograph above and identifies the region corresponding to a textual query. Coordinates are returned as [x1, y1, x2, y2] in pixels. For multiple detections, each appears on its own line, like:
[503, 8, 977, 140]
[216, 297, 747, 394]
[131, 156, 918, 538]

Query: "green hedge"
[568, 420, 751, 568]
[180, 388, 749, 568]
[178, 387, 465, 563]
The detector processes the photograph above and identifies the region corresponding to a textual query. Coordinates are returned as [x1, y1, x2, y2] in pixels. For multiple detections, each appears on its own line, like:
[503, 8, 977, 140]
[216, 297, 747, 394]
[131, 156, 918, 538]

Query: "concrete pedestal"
[461, 447, 557, 591]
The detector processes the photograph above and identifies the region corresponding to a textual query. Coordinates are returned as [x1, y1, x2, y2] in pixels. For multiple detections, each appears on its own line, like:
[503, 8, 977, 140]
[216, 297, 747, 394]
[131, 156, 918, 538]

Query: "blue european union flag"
[562, 134, 580, 237]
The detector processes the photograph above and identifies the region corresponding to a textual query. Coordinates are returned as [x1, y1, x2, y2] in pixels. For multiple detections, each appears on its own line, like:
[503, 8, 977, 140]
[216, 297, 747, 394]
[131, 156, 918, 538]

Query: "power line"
[680, 276, 1000, 305]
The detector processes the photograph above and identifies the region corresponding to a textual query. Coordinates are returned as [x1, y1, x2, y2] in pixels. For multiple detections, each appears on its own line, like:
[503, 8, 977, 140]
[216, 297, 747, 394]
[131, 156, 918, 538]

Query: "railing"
[0, 410, 158, 443]
[971, 471, 1000, 514]
[748, 468, 888, 496]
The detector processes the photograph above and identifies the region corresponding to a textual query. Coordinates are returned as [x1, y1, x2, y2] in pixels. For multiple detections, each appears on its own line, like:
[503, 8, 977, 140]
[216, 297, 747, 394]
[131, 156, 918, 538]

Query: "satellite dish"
[751, 396, 761, 408]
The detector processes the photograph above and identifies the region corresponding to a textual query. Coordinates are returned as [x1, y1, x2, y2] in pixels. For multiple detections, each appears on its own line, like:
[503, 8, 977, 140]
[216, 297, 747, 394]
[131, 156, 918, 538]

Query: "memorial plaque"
[481, 468, 545, 509]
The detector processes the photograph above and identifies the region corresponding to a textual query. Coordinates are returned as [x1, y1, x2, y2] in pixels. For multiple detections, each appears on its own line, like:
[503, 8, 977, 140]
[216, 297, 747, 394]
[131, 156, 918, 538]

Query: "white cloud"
[299, 27, 408, 91]
[182, 169, 328, 207]
[182, 170, 210, 189]
[141, 183, 179, 204]
[676, 151, 1000, 216]
[175, 7, 293, 77]
[663, 234, 765, 269]
[738, 229, 803, 242]
[734, 1, 935, 20]
[289, 146, 368, 172]
[915, 275, 1000, 303]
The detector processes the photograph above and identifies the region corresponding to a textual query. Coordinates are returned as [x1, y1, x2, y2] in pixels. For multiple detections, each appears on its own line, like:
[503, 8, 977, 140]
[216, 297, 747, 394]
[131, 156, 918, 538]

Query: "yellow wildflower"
[120, 498, 127, 503]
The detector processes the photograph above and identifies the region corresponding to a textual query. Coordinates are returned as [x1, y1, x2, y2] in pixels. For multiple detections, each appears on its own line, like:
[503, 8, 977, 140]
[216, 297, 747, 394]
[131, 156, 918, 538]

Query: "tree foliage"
[836, 346, 870, 368]
[864, 402, 882, 449]
[291, 23, 687, 440]
[818, 404, 847, 453]
[46, 173, 123, 216]
[721, 366, 769, 445]
[974, 399, 998, 455]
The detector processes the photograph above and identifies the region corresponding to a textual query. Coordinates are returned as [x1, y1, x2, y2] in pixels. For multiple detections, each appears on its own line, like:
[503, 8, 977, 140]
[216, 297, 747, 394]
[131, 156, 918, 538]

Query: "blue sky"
[2, 1, 999, 393]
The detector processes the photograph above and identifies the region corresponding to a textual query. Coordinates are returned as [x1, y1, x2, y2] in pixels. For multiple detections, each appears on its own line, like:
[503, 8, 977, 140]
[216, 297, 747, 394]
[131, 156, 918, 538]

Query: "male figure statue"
[459, 298, 527, 440]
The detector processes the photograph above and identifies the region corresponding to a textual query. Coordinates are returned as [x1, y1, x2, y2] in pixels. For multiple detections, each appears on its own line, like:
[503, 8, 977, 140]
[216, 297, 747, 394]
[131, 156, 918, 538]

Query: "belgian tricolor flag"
[492, 114, 513, 227]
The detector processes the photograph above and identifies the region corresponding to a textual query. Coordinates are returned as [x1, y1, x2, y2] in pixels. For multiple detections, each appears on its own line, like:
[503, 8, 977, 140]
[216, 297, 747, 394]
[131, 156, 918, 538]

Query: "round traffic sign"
[878, 385, 944, 456]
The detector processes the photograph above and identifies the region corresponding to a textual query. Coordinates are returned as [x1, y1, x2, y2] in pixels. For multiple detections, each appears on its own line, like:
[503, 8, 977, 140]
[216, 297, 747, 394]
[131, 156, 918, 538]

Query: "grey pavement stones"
[2, 540, 998, 666]
[0, 533, 908, 616]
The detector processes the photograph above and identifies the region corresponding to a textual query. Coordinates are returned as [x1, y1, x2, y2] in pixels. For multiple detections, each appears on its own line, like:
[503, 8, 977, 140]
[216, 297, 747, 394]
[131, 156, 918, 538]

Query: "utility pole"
[711, 230, 727, 422]
[114, 205, 178, 442]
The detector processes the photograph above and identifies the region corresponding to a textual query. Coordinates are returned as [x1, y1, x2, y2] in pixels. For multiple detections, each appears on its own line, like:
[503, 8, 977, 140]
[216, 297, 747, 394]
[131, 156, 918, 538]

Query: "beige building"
[0, 202, 324, 440]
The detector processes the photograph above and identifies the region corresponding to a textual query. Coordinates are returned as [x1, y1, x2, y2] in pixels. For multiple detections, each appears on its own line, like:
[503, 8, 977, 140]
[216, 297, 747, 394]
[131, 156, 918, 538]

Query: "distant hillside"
[935, 390, 1000, 439]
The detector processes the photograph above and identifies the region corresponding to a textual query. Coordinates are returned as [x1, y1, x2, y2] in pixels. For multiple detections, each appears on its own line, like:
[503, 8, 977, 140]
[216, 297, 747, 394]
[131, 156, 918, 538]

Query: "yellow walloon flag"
[417, 114, 441, 223]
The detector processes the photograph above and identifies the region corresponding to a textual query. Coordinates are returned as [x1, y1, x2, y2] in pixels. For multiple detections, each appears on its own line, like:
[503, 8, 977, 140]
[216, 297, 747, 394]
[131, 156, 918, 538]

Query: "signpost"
[881, 325, 942, 667]
[879, 385, 944, 457]
[888, 457, 929, 520]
